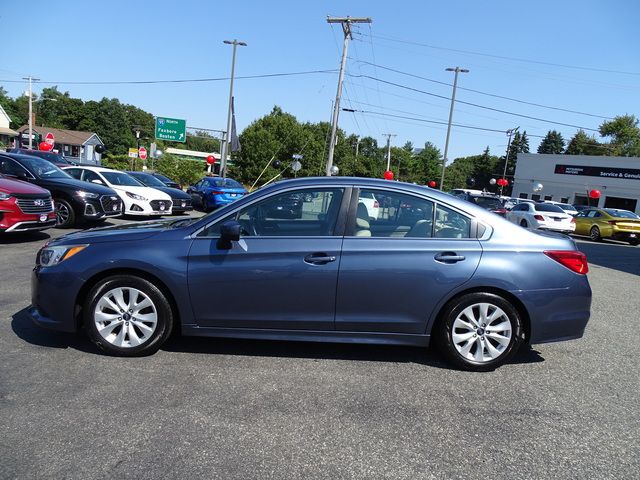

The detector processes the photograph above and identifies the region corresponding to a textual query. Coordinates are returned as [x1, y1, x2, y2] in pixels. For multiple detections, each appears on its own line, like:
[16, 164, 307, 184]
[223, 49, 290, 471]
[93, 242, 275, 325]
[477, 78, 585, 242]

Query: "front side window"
[82, 170, 105, 184]
[65, 168, 82, 179]
[200, 188, 344, 237]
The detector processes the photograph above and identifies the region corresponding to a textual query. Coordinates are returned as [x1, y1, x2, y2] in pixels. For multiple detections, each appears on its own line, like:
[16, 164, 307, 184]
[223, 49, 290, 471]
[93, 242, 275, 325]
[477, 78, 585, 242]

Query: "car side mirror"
[217, 220, 242, 250]
[91, 179, 104, 185]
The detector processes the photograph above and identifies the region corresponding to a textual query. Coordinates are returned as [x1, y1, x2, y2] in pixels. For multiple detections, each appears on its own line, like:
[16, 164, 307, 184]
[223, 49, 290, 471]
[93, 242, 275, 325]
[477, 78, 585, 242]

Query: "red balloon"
[206, 155, 215, 165]
[428, 180, 437, 188]
[383, 170, 394, 180]
[39, 142, 52, 151]
[497, 178, 509, 187]
[589, 189, 601, 199]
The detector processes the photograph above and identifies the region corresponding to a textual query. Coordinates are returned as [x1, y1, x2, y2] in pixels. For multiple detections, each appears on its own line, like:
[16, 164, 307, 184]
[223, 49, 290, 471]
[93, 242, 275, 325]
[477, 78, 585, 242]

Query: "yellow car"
[574, 208, 640, 246]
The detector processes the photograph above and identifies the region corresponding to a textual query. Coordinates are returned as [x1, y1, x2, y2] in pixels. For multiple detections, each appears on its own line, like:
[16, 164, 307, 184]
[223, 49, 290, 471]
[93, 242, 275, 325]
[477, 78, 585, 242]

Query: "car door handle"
[434, 252, 466, 263]
[304, 253, 337, 265]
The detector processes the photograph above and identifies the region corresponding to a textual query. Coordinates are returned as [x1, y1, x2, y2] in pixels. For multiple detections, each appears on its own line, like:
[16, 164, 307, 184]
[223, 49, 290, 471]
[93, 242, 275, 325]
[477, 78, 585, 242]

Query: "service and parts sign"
[554, 164, 640, 181]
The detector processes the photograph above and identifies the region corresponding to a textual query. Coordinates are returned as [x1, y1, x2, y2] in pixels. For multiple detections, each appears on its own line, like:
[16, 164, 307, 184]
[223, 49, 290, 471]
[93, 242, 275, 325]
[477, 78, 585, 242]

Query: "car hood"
[0, 177, 50, 195]
[109, 185, 172, 200]
[153, 186, 191, 199]
[37, 177, 117, 196]
[50, 218, 181, 245]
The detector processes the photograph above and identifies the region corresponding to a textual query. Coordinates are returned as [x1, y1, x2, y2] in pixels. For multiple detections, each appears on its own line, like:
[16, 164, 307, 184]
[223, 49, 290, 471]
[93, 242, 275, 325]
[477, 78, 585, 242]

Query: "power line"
[0, 69, 337, 85]
[355, 32, 640, 76]
[353, 60, 614, 120]
[347, 73, 601, 132]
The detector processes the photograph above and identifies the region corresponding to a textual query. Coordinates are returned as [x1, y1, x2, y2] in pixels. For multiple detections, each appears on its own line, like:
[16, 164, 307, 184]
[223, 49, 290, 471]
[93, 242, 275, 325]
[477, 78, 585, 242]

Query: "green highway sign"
[155, 116, 186, 143]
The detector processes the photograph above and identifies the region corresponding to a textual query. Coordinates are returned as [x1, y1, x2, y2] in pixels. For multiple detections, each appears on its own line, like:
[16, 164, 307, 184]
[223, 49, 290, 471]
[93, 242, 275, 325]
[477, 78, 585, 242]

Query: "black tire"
[83, 275, 174, 356]
[520, 219, 528, 228]
[435, 293, 524, 371]
[54, 198, 75, 228]
[590, 226, 602, 242]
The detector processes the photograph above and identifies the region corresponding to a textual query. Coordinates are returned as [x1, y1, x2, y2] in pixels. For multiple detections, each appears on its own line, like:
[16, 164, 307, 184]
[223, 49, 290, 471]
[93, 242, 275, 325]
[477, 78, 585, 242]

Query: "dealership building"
[512, 153, 640, 214]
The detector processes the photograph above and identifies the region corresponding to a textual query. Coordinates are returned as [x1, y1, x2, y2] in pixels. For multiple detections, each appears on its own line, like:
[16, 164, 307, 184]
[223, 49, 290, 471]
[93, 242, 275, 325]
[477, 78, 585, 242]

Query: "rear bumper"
[611, 231, 639, 242]
[514, 277, 592, 344]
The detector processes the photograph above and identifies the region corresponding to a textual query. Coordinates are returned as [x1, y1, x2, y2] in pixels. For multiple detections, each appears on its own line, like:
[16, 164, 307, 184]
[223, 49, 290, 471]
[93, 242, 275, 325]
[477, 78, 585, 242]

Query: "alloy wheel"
[93, 287, 158, 348]
[55, 201, 70, 226]
[451, 303, 513, 363]
[590, 226, 601, 241]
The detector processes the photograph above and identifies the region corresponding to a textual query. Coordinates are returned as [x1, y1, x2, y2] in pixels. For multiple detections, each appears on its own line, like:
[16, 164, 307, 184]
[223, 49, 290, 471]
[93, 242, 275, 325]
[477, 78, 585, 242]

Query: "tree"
[565, 130, 607, 155]
[598, 115, 640, 156]
[537, 130, 565, 154]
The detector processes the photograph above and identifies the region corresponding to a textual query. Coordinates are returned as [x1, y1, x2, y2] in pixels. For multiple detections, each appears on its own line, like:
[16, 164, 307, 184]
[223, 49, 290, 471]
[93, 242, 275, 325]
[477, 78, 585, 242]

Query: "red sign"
[138, 147, 147, 160]
[45, 132, 55, 146]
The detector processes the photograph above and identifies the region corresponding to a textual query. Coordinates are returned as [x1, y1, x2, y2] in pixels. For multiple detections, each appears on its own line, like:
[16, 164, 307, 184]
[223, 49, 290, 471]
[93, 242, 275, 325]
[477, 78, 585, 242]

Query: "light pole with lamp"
[220, 39, 247, 178]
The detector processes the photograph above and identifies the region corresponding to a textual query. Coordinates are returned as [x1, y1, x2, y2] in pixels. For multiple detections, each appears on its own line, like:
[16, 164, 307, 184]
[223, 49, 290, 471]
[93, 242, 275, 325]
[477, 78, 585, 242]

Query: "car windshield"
[207, 178, 243, 189]
[102, 171, 144, 187]
[19, 156, 72, 179]
[131, 173, 166, 187]
[472, 197, 502, 209]
[603, 209, 639, 219]
[535, 204, 565, 213]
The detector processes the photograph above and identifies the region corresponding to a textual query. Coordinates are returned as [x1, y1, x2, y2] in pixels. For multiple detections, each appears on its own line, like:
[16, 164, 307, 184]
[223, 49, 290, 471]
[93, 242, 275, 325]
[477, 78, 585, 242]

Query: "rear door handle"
[434, 252, 466, 263]
[304, 253, 337, 265]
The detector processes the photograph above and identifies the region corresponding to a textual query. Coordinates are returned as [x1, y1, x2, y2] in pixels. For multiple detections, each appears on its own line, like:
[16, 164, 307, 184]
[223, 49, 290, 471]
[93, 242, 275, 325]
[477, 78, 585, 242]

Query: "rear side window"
[435, 205, 471, 239]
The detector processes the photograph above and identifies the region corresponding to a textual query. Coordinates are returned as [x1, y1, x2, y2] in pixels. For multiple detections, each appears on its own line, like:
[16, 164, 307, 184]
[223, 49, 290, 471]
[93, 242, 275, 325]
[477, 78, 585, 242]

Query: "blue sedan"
[29, 177, 591, 371]
[187, 176, 246, 211]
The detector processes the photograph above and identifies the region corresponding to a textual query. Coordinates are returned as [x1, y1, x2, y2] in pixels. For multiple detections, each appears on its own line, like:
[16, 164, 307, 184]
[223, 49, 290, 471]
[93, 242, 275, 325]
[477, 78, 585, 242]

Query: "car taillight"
[210, 190, 224, 195]
[534, 214, 545, 221]
[607, 220, 617, 225]
[373, 201, 379, 208]
[571, 218, 576, 224]
[495, 208, 507, 214]
[544, 250, 589, 274]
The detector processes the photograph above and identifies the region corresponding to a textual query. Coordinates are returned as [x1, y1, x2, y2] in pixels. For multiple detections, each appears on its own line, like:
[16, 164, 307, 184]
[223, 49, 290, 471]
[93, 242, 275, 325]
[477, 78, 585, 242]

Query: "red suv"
[0, 174, 56, 233]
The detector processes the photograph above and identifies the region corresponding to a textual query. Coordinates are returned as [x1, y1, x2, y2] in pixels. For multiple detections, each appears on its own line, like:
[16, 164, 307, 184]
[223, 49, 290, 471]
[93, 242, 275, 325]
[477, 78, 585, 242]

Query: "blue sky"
[1, 0, 639, 161]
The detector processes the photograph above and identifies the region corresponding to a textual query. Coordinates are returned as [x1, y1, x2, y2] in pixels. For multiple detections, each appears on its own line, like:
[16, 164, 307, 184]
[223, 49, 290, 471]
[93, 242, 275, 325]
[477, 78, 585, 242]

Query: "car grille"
[150, 200, 172, 212]
[16, 197, 53, 214]
[100, 195, 122, 215]
[172, 198, 191, 208]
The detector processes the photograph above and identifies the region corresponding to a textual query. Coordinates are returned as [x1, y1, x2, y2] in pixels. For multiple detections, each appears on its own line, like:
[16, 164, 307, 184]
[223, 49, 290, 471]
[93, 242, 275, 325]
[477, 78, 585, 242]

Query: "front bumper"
[171, 198, 193, 212]
[30, 265, 82, 333]
[0, 209, 57, 232]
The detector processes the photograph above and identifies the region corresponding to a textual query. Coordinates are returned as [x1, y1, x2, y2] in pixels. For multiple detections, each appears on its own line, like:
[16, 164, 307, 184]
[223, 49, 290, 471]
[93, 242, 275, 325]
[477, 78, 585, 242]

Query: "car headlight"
[126, 191, 147, 201]
[76, 190, 99, 199]
[0, 192, 11, 201]
[38, 244, 88, 267]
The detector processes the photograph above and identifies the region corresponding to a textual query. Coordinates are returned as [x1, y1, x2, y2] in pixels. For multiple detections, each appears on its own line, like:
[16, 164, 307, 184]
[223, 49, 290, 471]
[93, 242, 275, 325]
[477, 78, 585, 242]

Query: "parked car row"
[0, 151, 205, 233]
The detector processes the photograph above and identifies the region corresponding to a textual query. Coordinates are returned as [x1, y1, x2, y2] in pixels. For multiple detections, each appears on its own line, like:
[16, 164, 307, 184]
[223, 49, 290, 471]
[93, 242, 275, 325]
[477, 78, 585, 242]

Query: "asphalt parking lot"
[1, 216, 639, 479]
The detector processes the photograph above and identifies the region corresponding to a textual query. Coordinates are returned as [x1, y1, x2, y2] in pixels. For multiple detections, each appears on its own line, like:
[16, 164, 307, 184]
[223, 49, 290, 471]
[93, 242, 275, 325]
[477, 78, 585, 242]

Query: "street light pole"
[22, 76, 39, 149]
[501, 126, 519, 195]
[382, 133, 396, 171]
[220, 39, 246, 178]
[440, 67, 468, 190]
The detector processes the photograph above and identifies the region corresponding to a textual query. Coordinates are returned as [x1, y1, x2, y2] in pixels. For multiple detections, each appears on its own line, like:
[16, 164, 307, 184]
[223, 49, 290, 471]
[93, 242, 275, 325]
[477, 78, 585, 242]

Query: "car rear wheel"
[84, 275, 173, 356]
[436, 293, 523, 371]
[54, 198, 75, 228]
[520, 219, 528, 228]
[590, 226, 602, 242]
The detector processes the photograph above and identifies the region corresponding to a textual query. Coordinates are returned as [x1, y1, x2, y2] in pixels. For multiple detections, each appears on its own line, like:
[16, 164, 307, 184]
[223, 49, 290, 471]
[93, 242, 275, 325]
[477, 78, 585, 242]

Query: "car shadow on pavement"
[11, 307, 101, 355]
[11, 306, 544, 369]
[0, 231, 50, 245]
[161, 333, 545, 370]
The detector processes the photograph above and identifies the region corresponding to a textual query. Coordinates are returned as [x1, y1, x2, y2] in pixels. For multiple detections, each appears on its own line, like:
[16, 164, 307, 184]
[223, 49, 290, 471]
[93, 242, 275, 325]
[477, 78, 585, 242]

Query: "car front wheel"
[84, 275, 174, 356]
[54, 198, 75, 228]
[436, 293, 523, 371]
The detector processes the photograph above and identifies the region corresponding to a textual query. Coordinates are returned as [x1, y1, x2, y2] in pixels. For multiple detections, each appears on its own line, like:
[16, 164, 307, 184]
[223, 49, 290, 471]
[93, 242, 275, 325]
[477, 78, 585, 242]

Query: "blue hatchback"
[187, 177, 246, 211]
[28, 177, 591, 371]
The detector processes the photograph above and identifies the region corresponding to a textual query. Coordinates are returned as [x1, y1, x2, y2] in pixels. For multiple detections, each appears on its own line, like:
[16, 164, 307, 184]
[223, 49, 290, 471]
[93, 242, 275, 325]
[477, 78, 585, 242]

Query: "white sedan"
[506, 202, 575, 233]
[63, 166, 173, 216]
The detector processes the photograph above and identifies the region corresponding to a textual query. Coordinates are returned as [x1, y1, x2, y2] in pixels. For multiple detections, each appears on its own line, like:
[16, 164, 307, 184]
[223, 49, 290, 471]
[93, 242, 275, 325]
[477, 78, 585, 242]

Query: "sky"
[1, 0, 639, 162]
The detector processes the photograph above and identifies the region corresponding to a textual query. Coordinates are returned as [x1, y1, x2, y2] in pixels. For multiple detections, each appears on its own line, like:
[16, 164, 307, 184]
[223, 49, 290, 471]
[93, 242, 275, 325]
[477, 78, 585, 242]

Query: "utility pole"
[23, 76, 39, 149]
[501, 126, 519, 195]
[440, 67, 469, 190]
[220, 39, 247, 178]
[382, 133, 396, 171]
[325, 16, 372, 176]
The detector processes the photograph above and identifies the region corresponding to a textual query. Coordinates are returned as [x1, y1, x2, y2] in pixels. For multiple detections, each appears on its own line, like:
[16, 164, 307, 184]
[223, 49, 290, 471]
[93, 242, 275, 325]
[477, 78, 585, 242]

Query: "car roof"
[65, 165, 117, 173]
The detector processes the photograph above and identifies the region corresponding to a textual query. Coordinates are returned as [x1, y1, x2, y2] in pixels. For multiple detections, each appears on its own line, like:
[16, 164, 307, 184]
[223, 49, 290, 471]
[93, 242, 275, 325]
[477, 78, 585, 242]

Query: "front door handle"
[304, 253, 337, 265]
[434, 252, 466, 264]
